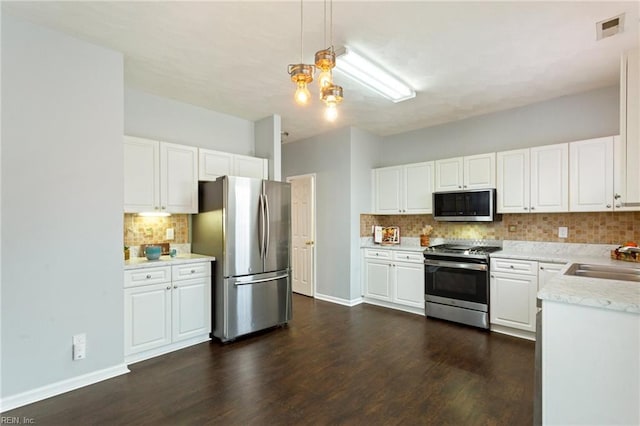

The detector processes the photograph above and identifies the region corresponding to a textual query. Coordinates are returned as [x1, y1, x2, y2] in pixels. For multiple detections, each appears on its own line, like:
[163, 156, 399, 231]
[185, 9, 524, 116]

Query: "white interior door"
[287, 174, 315, 297]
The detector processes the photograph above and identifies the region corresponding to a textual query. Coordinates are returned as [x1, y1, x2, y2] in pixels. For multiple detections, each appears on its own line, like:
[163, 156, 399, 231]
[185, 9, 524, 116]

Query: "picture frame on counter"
[373, 226, 400, 245]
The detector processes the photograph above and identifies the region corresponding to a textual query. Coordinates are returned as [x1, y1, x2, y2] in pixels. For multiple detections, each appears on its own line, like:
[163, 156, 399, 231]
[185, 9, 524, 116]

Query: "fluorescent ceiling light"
[334, 46, 416, 103]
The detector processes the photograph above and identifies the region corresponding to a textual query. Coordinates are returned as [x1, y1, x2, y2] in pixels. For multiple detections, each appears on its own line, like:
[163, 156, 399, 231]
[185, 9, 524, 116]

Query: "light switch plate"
[166, 228, 174, 240]
[558, 227, 568, 238]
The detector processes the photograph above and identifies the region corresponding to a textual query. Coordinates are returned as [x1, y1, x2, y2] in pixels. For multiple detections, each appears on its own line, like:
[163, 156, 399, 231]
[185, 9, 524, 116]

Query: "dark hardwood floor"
[5, 295, 535, 425]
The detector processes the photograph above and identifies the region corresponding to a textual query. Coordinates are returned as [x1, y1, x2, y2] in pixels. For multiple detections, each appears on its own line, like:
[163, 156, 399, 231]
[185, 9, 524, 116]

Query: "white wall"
[125, 87, 255, 155]
[379, 86, 619, 166]
[1, 14, 125, 399]
[283, 127, 353, 301]
[349, 129, 381, 299]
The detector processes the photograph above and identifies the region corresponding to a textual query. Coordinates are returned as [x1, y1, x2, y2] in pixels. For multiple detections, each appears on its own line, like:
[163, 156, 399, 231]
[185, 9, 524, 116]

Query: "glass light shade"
[318, 69, 333, 90]
[295, 82, 311, 105]
[325, 102, 338, 121]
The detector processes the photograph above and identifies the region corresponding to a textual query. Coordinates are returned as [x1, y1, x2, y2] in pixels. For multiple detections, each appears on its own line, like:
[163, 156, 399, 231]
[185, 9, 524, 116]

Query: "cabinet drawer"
[172, 262, 211, 281]
[491, 258, 537, 275]
[392, 251, 424, 263]
[125, 266, 171, 288]
[364, 249, 392, 259]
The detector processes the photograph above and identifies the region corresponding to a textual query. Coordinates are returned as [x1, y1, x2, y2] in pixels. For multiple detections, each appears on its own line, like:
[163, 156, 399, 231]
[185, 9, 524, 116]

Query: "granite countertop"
[491, 247, 640, 314]
[124, 253, 215, 270]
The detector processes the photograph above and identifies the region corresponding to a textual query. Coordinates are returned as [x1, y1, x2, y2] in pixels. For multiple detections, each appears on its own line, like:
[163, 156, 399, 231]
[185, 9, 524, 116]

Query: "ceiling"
[3, 1, 639, 143]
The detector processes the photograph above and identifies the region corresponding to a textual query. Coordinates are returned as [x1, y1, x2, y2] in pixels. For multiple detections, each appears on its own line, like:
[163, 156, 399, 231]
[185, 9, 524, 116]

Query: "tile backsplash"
[124, 214, 189, 247]
[360, 212, 640, 245]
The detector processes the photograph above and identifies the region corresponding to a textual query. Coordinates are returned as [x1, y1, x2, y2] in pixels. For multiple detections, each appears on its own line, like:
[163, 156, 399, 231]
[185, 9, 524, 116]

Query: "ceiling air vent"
[596, 14, 625, 40]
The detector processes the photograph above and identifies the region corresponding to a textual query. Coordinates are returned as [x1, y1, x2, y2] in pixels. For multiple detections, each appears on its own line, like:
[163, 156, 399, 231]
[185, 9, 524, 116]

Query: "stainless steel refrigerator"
[192, 176, 291, 342]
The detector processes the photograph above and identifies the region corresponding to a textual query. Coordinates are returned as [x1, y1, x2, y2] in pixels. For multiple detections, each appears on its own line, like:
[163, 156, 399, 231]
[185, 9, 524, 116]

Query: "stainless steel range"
[424, 241, 502, 329]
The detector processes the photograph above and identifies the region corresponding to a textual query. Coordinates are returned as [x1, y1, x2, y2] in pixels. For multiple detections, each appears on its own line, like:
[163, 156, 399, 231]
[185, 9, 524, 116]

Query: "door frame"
[286, 173, 317, 297]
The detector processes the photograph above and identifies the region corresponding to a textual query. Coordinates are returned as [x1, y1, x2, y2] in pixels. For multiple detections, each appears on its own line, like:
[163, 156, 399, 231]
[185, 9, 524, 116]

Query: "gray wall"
[379, 85, 619, 166]
[1, 14, 124, 397]
[125, 88, 255, 155]
[283, 127, 352, 300]
[255, 115, 282, 181]
[349, 129, 381, 298]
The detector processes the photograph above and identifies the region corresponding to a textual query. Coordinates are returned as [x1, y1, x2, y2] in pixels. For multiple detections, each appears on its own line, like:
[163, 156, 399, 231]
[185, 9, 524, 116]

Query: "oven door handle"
[424, 259, 488, 271]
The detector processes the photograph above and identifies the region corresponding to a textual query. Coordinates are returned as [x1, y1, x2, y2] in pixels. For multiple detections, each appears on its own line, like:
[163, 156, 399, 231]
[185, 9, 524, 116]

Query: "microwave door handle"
[424, 259, 488, 271]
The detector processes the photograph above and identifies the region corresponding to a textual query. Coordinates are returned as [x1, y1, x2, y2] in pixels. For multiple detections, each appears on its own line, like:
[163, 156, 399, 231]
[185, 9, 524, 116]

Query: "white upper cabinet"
[373, 166, 403, 214]
[124, 136, 160, 213]
[569, 136, 614, 212]
[124, 136, 198, 214]
[373, 161, 435, 214]
[434, 157, 463, 191]
[435, 153, 495, 191]
[616, 48, 640, 209]
[199, 148, 268, 181]
[530, 143, 569, 213]
[404, 162, 435, 213]
[497, 143, 568, 213]
[160, 142, 199, 214]
[497, 149, 530, 213]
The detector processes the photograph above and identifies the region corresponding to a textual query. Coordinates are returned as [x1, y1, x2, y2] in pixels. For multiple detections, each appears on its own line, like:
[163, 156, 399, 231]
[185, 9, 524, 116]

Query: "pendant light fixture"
[315, 0, 343, 121]
[288, 0, 315, 105]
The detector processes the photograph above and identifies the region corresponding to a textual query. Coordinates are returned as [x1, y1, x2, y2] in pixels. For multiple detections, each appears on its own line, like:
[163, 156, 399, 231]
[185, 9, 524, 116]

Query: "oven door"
[424, 256, 489, 311]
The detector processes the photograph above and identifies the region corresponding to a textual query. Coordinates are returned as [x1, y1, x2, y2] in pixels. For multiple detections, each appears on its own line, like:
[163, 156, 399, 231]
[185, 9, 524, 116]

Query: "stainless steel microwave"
[433, 188, 498, 222]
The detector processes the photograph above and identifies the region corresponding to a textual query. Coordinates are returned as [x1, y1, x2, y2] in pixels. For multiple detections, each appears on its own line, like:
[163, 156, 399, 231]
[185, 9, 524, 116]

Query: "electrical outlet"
[558, 227, 568, 238]
[508, 225, 517, 232]
[166, 228, 174, 240]
[73, 333, 86, 360]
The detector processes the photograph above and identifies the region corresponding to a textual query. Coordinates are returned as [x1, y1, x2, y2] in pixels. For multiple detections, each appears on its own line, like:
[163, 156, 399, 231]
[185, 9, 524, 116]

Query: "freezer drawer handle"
[234, 274, 289, 286]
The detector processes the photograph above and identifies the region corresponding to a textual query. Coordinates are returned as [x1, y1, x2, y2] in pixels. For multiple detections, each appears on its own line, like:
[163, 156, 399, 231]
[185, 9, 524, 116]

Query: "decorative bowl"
[145, 246, 162, 260]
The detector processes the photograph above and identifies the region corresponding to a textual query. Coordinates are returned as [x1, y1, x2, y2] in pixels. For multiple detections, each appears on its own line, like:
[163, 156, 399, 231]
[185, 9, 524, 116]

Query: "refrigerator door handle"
[234, 273, 289, 286]
[259, 194, 265, 259]
[264, 194, 270, 260]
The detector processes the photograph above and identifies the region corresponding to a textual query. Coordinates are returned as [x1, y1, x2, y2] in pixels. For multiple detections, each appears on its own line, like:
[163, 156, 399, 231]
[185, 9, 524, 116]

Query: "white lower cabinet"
[490, 258, 538, 340]
[124, 261, 212, 363]
[538, 262, 564, 291]
[363, 249, 424, 314]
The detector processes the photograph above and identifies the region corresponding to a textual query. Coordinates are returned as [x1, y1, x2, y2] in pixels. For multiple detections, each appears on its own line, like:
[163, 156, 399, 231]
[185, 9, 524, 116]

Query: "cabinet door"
[464, 153, 496, 189]
[490, 272, 537, 332]
[124, 136, 160, 213]
[530, 143, 568, 213]
[569, 137, 613, 212]
[234, 155, 268, 179]
[373, 166, 403, 214]
[124, 283, 172, 356]
[538, 262, 564, 291]
[435, 157, 464, 191]
[404, 161, 434, 213]
[497, 149, 530, 213]
[199, 148, 233, 181]
[161, 142, 198, 213]
[393, 262, 425, 308]
[619, 48, 640, 206]
[364, 259, 392, 301]
[172, 277, 211, 342]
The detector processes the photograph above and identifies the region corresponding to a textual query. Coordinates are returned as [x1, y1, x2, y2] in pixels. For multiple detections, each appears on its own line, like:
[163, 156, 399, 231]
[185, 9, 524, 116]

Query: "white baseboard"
[491, 324, 536, 341]
[314, 293, 363, 307]
[363, 298, 426, 316]
[125, 335, 210, 365]
[0, 363, 130, 413]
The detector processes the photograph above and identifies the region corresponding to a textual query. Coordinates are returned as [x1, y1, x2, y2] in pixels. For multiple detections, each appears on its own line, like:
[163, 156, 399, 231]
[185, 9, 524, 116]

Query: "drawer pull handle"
[509, 265, 514, 268]
[190, 269, 196, 274]
[174, 285, 178, 289]
[406, 256, 410, 259]
[146, 274, 152, 279]
[166, 286, 171, 290]
[376, 253, 379, 256]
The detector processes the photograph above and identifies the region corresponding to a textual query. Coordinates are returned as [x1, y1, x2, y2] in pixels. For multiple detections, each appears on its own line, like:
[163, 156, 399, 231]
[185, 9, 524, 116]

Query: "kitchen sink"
[564, 263, 640, 282]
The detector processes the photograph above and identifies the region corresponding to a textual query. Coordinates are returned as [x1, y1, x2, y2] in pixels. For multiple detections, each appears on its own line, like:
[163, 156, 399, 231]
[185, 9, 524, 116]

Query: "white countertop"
[360, 236, 428, 252]
[492, 249, 640, 314]
[124, 253, 215, 270]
